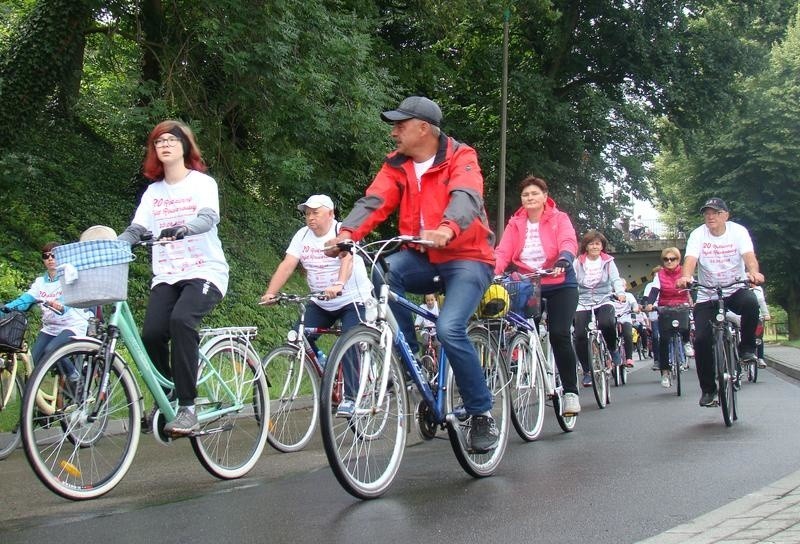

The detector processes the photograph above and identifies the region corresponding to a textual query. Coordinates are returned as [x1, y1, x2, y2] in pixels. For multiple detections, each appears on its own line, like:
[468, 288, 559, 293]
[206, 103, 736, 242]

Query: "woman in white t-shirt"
[261, 194, 373, 417]
[1, 242, 90, 386]
[118, 120, 228, 436]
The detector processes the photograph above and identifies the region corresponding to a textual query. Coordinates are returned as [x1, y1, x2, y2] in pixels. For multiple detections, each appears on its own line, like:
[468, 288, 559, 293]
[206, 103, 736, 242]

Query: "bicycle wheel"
[22, 341, 141, 499]
[319, 325, 407, 499]
[549, 352, 577, 432]
[262, 344, 319, 453]
[446, 326, 510, 477]
[192, 339, 269, 479]
[0, 371, 23, 460]
[507, 332, 545, 442]
[589, 336, 608, 408]
[671, 334, 682, 396]
[714, 335, 734, 426]
[748, 359, 758, 383]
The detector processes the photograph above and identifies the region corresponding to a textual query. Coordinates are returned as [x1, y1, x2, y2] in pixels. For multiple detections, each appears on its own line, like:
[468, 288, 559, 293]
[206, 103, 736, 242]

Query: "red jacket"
[341, 135, 495, 265]
[654, 265, 692, 306]
[493, 198, 578, 287]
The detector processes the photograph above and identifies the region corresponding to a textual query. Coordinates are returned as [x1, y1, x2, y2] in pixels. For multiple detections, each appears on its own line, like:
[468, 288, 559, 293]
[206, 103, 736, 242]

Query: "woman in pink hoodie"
[494, 175, 581, 415]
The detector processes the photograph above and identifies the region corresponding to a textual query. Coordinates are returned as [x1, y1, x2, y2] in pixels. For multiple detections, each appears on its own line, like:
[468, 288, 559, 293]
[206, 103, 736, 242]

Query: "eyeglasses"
[153, 137, 181, 148]
[42, 252, 55, 260]
[662, 257, 679, 263]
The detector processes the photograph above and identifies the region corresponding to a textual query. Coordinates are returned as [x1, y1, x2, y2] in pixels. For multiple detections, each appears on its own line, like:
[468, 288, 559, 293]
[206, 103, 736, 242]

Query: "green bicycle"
[20, 239, 269, 500]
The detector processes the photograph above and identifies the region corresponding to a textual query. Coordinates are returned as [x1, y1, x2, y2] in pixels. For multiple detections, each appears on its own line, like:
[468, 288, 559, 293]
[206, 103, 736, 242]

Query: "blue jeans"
[373, 249, 493, 415]
[32, 330, 79, 380]
[302, 301, 365, 399]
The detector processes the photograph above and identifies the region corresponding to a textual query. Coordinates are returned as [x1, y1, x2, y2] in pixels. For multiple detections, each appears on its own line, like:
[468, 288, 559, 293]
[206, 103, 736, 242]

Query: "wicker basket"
[0, 310, 28, 352]
[54, 240, 134, 308]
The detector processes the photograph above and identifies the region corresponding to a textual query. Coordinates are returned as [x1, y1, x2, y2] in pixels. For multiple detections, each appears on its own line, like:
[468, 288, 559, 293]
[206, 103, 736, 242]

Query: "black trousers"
[541, 286, 580, 395]
[142, 279, 223, 405]
[574, 304, 617, 372]
[693, 288, 758, 394]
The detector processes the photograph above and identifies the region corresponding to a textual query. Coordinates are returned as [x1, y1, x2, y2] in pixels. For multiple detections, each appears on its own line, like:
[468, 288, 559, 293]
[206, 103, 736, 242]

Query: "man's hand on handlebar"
[259, 292, 278, 305]
[747, 271, 765, 286]
[323, 232, 353, 258]
[420, 226, 454, 249]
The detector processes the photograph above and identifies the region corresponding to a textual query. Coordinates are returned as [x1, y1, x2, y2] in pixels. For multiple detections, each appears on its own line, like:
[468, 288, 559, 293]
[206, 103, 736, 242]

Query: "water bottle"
[316, 350, 327, 368]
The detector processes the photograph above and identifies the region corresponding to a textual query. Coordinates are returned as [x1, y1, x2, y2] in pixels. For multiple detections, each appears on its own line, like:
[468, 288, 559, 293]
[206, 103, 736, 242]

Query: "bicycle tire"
[550, 352, 577, 432]
[748, 359, 758, 383]
[191, 339, 269, 479]
[714, 335, 733, 426]
[727, 339, 739, 422]
[589, 336, 608, 408]
[21, 341, 141, 500]
[507, 332, 545, 442]
[671, 333, 682, 396]
[446, 327, 510, 477]
[0, 372, 23, 460]
[262, 344, 319, 453]
[319, 325, 407, 499]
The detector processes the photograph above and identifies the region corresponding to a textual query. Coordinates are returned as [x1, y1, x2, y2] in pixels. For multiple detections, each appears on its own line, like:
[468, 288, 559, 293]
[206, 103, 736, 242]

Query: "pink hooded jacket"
[494, 197, 578, 288]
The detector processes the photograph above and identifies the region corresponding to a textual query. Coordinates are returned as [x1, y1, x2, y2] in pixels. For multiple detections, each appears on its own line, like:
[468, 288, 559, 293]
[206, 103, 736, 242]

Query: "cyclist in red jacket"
[327, 96, 499, 453]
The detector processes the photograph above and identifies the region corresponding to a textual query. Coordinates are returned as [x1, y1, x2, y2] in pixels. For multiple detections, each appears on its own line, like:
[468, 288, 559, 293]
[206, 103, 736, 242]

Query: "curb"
[764, 355, 800, 381]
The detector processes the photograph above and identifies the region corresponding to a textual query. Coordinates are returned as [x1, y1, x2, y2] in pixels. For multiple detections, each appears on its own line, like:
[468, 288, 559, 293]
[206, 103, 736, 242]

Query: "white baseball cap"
[297, 194, 334, 212]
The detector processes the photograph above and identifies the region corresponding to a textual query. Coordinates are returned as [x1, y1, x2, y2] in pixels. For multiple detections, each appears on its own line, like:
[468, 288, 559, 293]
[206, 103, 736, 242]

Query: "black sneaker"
[469, 415, 499, 453]
[699, 391, 717, 407]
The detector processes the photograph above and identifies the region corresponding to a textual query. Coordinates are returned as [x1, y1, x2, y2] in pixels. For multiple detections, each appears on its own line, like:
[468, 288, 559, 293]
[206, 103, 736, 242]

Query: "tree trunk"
[0, 0, 94, 146]
[138, 0, 165, 106]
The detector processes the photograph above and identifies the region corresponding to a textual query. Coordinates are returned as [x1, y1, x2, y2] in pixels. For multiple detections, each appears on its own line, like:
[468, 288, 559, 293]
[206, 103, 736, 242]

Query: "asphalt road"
[2, 360, 799, 544]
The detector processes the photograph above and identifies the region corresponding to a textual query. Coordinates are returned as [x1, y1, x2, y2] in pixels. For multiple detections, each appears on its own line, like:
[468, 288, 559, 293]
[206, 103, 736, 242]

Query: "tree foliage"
[1, 0, 798, 340]
[652, 4, 800, 337]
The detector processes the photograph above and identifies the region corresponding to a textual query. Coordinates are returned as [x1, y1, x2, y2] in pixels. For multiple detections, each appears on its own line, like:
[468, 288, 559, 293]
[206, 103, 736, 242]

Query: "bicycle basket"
[54, 239, 134, 308]
[505, 274, 542, 319]
[0, 310, 28, 352]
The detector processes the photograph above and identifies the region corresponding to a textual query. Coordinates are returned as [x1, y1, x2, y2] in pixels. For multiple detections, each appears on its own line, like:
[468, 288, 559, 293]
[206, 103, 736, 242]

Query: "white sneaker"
[562, 393, 581, 415]
[684, 342, 695, 357]
[757, 358, 767, 369]
[661, 372, 671, 388]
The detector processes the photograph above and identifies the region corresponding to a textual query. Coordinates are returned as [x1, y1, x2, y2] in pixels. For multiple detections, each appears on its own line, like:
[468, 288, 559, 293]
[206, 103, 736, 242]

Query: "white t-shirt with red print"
[286, 222, 372, 312]
[132, 170, 229, 295]
[685, 221, 754, 302]
[519, 221, 546, 270]
[25, 275, 89, 336]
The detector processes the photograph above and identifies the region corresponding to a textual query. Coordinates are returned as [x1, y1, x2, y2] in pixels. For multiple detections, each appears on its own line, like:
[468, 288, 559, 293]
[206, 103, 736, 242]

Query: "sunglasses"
[42, 252, 55, 260]
[662, 257, 679, 263]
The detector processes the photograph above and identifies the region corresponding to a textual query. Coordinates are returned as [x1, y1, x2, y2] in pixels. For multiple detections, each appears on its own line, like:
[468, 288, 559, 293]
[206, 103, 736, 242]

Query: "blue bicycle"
[319, 236, 510, 499]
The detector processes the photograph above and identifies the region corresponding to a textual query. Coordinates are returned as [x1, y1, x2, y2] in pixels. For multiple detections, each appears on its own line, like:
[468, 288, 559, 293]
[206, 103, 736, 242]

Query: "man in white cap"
[261, 194, 373, 417]
[678, 197, 764, 407]
[326, 96, 500, 453]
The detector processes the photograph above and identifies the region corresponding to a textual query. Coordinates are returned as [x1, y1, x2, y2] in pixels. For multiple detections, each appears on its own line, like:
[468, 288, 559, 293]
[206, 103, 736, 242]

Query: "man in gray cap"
[678, 197, 764, 408]
[328, 95, 500, 453]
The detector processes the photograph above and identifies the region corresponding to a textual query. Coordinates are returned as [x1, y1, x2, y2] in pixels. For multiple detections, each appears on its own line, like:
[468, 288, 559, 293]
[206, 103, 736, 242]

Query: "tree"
[0, 0, 96, 146]
[653, 6, 800, 338]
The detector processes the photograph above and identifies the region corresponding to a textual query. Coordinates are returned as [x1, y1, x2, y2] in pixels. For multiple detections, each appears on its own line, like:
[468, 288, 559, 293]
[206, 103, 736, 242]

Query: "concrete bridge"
[609, 238, 687, 296]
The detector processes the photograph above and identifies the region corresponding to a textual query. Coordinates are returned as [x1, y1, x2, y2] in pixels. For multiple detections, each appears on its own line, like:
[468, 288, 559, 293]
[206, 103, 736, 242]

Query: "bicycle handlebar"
[688, 279, 751, 291]
[258, 292, 328, 305]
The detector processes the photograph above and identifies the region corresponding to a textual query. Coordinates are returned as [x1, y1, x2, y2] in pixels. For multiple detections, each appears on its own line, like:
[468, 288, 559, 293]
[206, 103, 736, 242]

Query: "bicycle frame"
[98, 300, 246, 424]
[376, 285, 451, 423]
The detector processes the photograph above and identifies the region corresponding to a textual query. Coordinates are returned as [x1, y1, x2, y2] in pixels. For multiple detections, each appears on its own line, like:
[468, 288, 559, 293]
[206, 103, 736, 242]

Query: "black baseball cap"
[700, 197, 729, 213]
[380, 96, 442, 127]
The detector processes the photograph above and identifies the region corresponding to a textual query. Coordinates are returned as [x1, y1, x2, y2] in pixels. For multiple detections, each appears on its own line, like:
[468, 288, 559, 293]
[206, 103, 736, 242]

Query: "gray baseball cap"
[380, 96, 442, 127]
